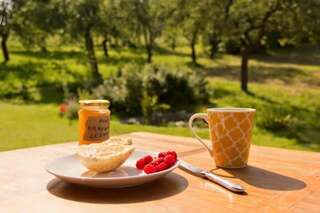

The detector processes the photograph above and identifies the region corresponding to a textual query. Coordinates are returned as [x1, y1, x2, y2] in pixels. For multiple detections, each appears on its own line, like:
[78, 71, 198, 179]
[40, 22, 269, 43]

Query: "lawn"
[1, 39, 320, 152]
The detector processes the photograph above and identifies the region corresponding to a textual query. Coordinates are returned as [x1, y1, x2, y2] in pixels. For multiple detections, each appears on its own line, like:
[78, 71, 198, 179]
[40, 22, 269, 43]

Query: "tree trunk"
[40, 46, 48, 53]
[40, 36, 48, 53]
[209, 36, 219, 59]
[190, 30, 198, 64]
[102, 38, 109, 58]
[240, 46, 249, 93]
[191, 41, 196, 64]
[84, 28, 102, 84]
[143, 29, 153, 63]
[145, 33, 153, 63]
[171, 37, 176, 51]
[146, 43, 152, 63]
[209, 46, 215, 59]
[1, 32, 10, 63]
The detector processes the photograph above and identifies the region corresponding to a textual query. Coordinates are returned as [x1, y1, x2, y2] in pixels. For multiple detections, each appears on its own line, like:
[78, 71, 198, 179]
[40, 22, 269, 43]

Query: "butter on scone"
[77, 137, 135, 173]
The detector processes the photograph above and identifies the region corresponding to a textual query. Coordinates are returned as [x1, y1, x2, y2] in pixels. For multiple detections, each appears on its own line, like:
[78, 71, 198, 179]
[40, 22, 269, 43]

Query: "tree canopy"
[0, 0, 319, 91]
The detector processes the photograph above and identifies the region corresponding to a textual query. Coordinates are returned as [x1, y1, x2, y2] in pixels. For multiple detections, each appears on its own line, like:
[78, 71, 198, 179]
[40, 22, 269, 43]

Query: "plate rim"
[45, 150, 180, 181]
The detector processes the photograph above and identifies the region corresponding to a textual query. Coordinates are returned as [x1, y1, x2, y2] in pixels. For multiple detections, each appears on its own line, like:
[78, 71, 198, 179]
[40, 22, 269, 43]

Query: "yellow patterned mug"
[189, 108, 256, 168]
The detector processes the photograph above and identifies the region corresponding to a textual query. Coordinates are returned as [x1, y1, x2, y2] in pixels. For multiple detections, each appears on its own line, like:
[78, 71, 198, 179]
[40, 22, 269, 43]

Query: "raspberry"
[157, 157, 164, 163]
[143, 155, 153, 165]
[158, 151, 177, 160]
[164, 154, 176, 167]
[158, 152, 167, 158]
[167, 151, 177, 160]
[142, 151, 177, 174]
[136, 158, 145, 170]
[156, 162, 168, 171]
[144, 164, 156, 174]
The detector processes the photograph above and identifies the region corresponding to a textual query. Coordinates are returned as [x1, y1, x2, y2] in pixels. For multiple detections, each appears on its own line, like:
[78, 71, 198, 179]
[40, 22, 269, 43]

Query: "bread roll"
[77, 137, 134, 173]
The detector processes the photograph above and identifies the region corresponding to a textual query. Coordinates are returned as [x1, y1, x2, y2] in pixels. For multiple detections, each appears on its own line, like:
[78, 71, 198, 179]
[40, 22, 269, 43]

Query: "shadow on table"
[47, 173, 188, 204]
[211, 165, 306, 191]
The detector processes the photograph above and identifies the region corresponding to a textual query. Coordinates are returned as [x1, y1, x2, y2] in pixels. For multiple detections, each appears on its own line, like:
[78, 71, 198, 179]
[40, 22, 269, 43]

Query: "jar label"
[84, 116, 109, 141]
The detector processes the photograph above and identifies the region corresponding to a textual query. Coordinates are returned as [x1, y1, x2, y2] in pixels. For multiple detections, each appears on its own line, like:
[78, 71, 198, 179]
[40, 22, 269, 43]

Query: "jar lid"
[79, 99, 110, 107]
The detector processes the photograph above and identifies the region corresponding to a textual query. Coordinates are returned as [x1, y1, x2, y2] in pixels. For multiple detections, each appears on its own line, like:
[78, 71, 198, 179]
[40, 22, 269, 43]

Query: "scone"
[77, 137, 135, 172]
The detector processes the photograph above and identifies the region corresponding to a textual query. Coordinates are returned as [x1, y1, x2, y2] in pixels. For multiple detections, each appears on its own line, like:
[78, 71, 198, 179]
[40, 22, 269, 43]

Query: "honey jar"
[78, 100, 110, 145]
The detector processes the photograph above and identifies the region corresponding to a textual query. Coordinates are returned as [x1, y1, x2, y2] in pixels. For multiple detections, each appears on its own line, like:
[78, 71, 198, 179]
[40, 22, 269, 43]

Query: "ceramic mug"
[189, 108, 256, 168]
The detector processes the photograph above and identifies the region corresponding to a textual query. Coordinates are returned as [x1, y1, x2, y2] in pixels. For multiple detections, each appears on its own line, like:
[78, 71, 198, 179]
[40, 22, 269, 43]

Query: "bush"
[257, 107, 298, 132]
[93, 63, 144, 114]
[142, 64, 209, 111]
[93, 63, 209, 123]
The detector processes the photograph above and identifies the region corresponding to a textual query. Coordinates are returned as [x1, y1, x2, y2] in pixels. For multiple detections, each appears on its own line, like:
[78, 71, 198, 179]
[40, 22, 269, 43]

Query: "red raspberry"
[156, 162, 168, 171]
[150, 157, 162, 166]
[157, 157, 164, 163]
[136, 155, 155, 170]
[144, 164, 156, 174]
[143, 155, 153, 165]
[164, 154, 176, 167]
[158, 152, 167, 158]
[167, 151, 177, 160]
[136, 158, 145, 170]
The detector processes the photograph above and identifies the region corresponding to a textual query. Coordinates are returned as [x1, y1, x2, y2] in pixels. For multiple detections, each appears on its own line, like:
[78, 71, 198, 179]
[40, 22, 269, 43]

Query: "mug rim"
[207, 107, 256, 112]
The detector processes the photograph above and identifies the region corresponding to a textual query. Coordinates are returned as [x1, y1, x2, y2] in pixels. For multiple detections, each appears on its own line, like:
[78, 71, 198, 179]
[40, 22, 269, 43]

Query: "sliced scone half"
[77, 137, 135, 173]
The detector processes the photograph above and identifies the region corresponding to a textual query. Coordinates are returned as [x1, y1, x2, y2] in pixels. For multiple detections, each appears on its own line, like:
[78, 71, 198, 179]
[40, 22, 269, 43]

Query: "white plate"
[45, 150, 179, 188]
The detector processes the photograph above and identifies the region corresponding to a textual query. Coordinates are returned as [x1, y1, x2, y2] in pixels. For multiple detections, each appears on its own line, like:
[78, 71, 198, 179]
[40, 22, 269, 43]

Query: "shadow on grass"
[0, 61, 87, 104]
[185, 61, 206, 70]
[154, 46, 190, 57]
[205, 65, 320, 86]
[99, 55, 146, 66]
[98, 46, 192, 66]
[11, 50, 85, 60]
[251, 47, 320, 67]
[212, 87, 237, 99]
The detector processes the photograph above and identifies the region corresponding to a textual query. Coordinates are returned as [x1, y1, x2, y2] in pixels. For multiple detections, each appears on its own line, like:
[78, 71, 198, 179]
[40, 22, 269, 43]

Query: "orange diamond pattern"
[208, 111, 255, 168]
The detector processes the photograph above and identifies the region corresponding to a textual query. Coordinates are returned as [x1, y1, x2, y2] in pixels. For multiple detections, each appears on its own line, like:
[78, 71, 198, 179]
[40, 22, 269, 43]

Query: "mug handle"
[188, 113, 213, 156]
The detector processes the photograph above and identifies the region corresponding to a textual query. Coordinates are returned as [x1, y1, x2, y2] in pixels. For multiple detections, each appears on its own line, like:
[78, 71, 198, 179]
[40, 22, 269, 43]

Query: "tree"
[278, 0, 320, 47]
[12, 0, 65, 52]
[225, 0, 282, 92]
[163, 19, 181, 51]
[0, 0, 25, 63]
[98, 0, 124, 58]
[202, 0, 226, 59]
[0, 0, 10, 62]
[65, 0, 102, 84]
[176, 0, 209, 64]
[124, 0, 175, 63]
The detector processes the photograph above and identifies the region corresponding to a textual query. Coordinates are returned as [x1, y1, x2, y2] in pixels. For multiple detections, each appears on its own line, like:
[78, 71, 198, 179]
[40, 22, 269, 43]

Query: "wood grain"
[0, 132, 319, 213]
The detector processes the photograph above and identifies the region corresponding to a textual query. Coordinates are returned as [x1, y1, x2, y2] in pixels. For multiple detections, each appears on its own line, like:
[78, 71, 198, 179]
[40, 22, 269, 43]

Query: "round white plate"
[45, 150, 179, 188]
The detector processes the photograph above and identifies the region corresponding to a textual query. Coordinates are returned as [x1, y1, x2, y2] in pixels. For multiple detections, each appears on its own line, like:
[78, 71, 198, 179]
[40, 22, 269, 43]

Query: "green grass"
[0, 102, 207, 151]
[1, 100, 317, 152]
[1, 40, 320, 152]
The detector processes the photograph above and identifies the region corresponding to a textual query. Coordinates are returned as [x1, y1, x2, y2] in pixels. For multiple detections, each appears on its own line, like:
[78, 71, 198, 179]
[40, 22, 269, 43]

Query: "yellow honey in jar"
[78, 100, 110, 145]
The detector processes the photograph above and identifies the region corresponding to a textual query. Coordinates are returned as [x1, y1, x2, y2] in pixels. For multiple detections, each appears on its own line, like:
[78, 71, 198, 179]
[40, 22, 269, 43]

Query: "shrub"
[93, 63, 209, 123]
[93, 63, 144, 115]
[257, 107, 298, 132]
[142, 64, 209, 111]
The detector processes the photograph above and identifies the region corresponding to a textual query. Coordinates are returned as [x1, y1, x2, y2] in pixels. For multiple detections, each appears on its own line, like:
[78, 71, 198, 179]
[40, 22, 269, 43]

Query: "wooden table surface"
[0, 132, 319, 213]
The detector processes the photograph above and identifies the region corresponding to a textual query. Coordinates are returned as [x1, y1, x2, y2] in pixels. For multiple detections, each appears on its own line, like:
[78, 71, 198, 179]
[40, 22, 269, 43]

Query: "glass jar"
[78, 100, 110, 145]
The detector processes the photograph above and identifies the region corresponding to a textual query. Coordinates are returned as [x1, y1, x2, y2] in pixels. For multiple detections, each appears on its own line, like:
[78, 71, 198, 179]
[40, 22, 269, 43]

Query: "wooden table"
[0, 132, 319, 212]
